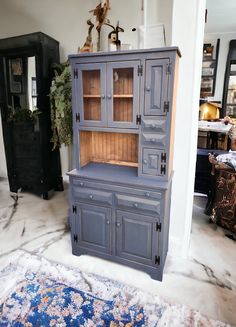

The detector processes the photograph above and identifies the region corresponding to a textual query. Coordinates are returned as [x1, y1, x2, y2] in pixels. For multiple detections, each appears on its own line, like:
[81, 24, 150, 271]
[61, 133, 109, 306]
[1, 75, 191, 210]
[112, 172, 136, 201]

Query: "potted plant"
[49, 61, 72, 150]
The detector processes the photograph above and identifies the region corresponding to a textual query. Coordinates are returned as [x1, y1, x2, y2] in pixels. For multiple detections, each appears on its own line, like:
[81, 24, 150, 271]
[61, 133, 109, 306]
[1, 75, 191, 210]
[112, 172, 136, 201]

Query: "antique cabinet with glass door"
[69, 48, 180, 281]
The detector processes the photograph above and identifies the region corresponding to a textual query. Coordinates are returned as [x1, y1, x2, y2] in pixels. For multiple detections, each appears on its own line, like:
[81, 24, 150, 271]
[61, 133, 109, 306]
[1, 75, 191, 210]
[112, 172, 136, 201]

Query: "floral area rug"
[0, 251, 230, 326]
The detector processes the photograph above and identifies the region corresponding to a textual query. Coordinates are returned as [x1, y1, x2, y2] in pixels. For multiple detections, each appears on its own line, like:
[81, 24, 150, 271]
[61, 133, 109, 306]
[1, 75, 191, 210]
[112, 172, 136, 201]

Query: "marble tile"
[0, 178, 235, 326]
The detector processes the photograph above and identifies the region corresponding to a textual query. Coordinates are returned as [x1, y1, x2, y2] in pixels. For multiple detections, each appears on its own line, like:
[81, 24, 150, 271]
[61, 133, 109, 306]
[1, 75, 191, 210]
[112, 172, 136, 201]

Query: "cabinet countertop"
[67, 163, 172, 190]
[198, 121, 232, 134]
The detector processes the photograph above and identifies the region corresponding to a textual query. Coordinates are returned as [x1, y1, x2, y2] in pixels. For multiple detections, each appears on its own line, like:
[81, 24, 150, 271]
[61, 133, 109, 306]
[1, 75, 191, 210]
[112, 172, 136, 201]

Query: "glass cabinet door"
[107, 61, 140, 128]
[77, 63, 106, 126]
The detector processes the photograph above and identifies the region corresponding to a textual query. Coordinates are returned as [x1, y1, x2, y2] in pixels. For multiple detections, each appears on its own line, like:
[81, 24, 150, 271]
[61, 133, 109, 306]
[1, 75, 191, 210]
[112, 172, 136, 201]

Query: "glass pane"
[113, 68, 133, 122]
[228, 75, 236, 89]
[230, 64, 236, 72]
[82, 70, 101, 121]
[227, 90, 236, 104]
[226, 105, 236, 116]
[28, 57, 37, 111]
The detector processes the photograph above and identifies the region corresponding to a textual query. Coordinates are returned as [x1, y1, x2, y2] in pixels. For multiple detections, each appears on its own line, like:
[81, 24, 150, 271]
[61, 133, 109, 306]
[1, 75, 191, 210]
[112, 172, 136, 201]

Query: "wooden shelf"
[201, 75, 214, 78]
[83, 94, 133, 98]
[83, 95, 101, 98]
[113, 94, 133, 98]
[80, 131, 138, 168]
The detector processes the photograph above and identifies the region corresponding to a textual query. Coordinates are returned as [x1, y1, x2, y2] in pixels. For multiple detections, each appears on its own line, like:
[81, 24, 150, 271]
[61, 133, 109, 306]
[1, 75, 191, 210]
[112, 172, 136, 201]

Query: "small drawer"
[142, 118, 167, 132]
[73, 179, 89, 188]
[115, 194, 161, 215]
[73, 187, 113, 206]
[142, 133, 166, 147]
[72, 178, 162, 200]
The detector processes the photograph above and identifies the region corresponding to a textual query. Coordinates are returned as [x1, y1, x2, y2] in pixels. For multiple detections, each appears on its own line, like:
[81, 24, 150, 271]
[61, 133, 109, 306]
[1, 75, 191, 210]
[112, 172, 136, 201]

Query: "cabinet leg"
[42, 192, 49, 200]
[54, 177, 64, 191]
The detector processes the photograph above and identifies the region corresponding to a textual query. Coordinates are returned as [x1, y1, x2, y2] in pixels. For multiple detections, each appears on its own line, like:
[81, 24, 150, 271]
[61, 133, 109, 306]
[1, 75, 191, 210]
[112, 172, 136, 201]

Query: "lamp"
[199, 101, 220, 120]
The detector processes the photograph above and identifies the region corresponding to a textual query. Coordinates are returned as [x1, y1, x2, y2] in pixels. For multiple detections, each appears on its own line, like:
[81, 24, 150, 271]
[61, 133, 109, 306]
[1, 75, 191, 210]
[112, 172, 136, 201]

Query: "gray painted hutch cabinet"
[68, 47, 180, 280]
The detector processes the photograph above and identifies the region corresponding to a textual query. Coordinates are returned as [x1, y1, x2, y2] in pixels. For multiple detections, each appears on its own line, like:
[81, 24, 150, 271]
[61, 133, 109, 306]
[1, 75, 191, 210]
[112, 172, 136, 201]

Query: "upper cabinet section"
[76, 60, 140, 129]
[70, 48, 180, 132]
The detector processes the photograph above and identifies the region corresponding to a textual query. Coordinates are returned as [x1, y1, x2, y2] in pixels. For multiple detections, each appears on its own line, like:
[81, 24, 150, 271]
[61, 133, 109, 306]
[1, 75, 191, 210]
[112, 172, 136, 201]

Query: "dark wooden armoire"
[0, 32, 63, 198]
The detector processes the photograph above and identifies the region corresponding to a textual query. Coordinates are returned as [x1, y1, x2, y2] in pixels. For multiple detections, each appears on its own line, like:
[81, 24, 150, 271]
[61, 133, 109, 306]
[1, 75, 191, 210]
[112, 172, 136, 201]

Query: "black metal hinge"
[74, 234, 78, 243]
[72, 205, 77, 214]
[136, 114, 141, 125]
[166, 63, 171, 74]
[161, 152, 166, 163]
[164, 101, 169, 113]
[74, 68, 78, 79]
[156, 222, 162, 232]
[137, 65, 143, 76]
[160, 164, 166, 175]
[155, 255, 160, 265]
[75, 113, 80, 122]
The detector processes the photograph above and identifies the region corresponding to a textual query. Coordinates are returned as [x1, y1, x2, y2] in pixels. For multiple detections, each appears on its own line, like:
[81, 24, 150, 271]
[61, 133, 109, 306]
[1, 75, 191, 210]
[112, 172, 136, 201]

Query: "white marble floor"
[0, 177, 235, 326]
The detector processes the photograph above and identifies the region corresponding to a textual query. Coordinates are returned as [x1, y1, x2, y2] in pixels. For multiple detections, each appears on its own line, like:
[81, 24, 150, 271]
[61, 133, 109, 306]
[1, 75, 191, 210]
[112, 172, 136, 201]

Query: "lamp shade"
[199, 102, 220, 120]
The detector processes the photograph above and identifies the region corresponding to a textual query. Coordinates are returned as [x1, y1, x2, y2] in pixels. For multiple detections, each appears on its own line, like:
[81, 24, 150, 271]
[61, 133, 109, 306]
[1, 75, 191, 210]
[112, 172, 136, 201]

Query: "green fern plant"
[7, 107, 41, 123]
[49, 61, 72, 150]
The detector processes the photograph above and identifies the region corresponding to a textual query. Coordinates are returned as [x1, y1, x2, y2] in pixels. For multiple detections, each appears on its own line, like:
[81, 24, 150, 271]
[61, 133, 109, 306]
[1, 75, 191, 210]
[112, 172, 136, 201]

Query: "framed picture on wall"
[201, 77, 214, 95]
[9, 58, 23, 93]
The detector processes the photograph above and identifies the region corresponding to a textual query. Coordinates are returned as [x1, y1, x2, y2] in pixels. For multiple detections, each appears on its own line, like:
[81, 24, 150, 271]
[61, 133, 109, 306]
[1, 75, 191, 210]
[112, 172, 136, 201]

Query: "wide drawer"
[73, 187, 113, 206]
[115, 194, 161, 215]
[72, 179, 162, 200]
[142, 133, 166, 147]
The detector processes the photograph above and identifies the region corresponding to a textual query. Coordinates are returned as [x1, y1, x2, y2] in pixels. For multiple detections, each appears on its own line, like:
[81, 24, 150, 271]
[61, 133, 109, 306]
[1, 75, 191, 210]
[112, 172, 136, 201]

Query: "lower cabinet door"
[77, 203, 112, 254]
[115, 210, 159, 267]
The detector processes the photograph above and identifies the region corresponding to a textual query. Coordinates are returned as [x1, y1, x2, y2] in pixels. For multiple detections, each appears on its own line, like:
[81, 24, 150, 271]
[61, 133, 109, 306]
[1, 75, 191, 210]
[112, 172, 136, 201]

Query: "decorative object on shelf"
[0, 32, 63, 198]
[203, 43, 214, 56]
[89, 0, 110, 51]
[49, 61, 72, 149]
[79, 19, 94, 53]
[68, 47, 180, 281]
[200, 39, 220, 97]
[138, 24, 166, 49]
[105, 21, 124, 51]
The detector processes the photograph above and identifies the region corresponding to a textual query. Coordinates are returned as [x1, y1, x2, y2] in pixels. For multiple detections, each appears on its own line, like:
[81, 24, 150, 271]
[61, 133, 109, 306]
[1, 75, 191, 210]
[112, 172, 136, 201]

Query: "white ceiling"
[205, 0, 236, 33]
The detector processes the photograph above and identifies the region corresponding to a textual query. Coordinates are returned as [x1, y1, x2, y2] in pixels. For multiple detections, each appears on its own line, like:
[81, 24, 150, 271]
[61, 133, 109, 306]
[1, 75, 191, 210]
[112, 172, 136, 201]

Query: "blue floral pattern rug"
[0, 251, 230, 326]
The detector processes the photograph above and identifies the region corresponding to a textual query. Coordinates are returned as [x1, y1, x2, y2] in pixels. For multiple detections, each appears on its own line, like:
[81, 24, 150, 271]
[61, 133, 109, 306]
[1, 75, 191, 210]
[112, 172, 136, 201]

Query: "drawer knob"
[143, 159, 147, 164]
[151, 138, 156, 142]
[151, 124, 156, 129]
[79, 182, 84, 187]
[133, 203, 138, 208]
[116, 222, 121, 227]
[106, 220, 110, 225]
[89, 194, 93, 200]
[107, 94, 112, 99]
[146, 86, 151, 92]
[145, 192, 150, 197]
[101, 94, 105, 99]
